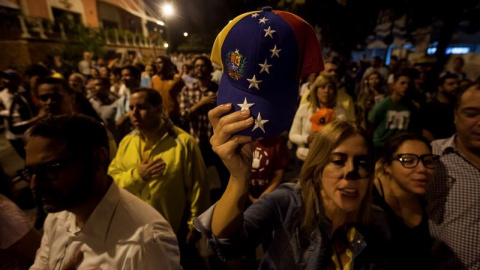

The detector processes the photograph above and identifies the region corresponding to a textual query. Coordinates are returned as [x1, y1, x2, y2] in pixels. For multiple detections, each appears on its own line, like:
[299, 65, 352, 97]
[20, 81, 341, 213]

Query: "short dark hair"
[193, 55, 214, 74]
[122, 65, 141, 78]
[93, 77, 111, 89]
[130, 87, 162, 107]
[393, 71, 411, 83]
[111, 67, 122, 77]
[455, 81, 480, 110]
[438, 73, 458, 86]
[381, 133, 431, 165]
[36, 77, 74, 95]
[27, 114, 110, 165]
[24, 64, 51, 77]
[454, 57, 464, 64]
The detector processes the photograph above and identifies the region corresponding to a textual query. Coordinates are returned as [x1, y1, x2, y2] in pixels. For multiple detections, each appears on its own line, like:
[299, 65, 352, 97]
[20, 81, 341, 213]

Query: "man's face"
[194, 59, 209, 79]
[129, 92, 161, 131]
[91, 79, 108, 99]
[323, 63, 338, 78]
[453, 58, 464, 71]
[109, 72, 119, 85]
[455, 87, 480, 152]
[99, 67, 109, 78]
[393, 76, 410, 99]
[83, 52, 91, 61]
[37, 83, 74, 115]
[68, 75, 83, 91]
[439, 78, 459, 98]
[390, 58, 398, 67]
[121, 69, 139, 90]
[25, 137, 94, 213]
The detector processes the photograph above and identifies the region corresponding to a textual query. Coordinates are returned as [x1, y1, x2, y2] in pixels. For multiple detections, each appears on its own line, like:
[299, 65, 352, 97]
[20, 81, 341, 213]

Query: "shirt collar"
[64, 181, 121, 243]
[134, 125, 170, 143]
[438, 134, 458, 154]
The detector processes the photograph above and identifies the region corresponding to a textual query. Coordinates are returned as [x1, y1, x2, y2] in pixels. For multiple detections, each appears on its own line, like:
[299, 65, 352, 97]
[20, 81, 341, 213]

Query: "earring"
[384, 166, 391, 175]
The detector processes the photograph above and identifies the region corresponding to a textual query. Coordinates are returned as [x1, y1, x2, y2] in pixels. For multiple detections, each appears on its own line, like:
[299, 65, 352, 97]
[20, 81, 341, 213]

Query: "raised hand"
[209, 103, 255, 237]
[208, 103, 254, 183]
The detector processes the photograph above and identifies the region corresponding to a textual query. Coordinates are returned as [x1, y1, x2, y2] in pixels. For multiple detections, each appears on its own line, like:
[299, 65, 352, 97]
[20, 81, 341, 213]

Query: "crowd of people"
[0, 8, 479, 270]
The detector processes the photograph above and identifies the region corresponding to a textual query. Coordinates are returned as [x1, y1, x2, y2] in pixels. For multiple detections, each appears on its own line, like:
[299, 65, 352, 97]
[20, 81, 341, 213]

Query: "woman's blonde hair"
[308, 74, 337, 111]
[297, 121, 374, 235]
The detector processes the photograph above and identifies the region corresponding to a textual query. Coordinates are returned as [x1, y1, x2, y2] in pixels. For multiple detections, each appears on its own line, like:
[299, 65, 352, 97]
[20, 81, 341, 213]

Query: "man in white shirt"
[23, 114, 181, 270]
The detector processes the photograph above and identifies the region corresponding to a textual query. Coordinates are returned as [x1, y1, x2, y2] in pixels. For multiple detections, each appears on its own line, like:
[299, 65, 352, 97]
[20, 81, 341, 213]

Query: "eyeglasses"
[17, 157, 81, 184]
[391, 154, 439, 169]
[38, 93, 63, 102]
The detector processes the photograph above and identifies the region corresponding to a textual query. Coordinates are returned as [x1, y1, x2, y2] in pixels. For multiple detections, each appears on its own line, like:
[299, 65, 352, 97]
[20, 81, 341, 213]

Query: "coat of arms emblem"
[225, 50, 247, 80]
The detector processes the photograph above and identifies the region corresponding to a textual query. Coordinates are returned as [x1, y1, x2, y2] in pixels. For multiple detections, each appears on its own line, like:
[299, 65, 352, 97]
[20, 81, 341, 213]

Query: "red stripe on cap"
[275, 11, 324, 79]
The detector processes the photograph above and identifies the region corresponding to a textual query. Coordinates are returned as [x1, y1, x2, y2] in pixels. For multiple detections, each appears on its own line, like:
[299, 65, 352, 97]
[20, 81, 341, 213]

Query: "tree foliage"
[63, 25, 105, 68]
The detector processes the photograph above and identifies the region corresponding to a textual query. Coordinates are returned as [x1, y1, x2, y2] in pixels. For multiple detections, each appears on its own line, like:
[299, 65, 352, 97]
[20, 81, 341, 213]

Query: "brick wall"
[0, 39, 65, 71]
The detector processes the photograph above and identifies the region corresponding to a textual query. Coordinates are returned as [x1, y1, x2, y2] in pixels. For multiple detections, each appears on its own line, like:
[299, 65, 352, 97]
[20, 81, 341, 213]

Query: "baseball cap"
[212, 6, 323, 137]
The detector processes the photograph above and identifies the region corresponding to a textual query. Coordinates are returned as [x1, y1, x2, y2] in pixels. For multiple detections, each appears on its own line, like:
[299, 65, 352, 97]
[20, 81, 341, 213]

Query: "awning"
[0, 0, 20, 9]
[99, 0, 160, 24]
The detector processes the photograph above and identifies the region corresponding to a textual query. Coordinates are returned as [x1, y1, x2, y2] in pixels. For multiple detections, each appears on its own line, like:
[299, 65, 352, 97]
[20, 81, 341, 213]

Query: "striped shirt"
[427, 135, 480, 269]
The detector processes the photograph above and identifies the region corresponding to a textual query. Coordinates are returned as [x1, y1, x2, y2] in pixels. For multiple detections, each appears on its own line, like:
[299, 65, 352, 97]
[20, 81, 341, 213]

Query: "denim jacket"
[195, 183, 390, 270]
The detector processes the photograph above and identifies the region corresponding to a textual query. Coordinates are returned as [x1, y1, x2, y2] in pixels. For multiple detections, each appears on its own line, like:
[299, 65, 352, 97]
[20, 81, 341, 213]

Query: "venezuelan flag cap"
[212, 6, 324, 137]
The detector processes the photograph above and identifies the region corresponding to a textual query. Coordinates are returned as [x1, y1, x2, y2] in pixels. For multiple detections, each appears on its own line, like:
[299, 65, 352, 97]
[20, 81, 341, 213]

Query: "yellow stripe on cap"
[211, 11, 259, 71]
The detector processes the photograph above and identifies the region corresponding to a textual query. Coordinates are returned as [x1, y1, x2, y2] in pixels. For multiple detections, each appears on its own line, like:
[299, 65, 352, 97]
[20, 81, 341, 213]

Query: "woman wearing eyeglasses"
[374, 133, 436, 269]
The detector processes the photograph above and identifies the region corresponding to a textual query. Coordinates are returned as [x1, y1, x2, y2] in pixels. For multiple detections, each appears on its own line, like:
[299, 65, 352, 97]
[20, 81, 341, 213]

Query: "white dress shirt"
[30, 182, 181, 270]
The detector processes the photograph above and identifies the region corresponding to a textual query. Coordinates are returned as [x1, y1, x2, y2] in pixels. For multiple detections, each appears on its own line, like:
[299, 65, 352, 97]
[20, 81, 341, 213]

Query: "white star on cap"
[251, 13, 259, 18]
[237, 98, 254, 111]
[259, 17, 268, 24]
[258, 59, 272, 74]
[252, 113, 269, 133]
[247, 75, 262, 90]
[270, 45, 281, 58]
[264, 26, 276, 38]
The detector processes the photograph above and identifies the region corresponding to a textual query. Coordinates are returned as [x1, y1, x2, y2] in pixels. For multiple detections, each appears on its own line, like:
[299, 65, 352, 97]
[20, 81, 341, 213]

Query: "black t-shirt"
[373, 184, 432, 269]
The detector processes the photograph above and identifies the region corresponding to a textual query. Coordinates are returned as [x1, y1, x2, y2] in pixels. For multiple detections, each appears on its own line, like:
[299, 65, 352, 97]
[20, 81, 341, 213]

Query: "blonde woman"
[195, 111, 390, 269]
[289, 74, 347, 161]
[356, 71, 386, 129]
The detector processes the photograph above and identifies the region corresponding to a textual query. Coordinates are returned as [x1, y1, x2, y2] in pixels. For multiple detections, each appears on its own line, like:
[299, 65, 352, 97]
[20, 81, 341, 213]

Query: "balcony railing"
[0, 14, 162, 49]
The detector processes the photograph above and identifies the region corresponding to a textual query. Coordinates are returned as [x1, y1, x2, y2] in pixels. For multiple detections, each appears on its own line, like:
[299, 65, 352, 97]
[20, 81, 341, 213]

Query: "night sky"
[145, 0, 269, 51]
